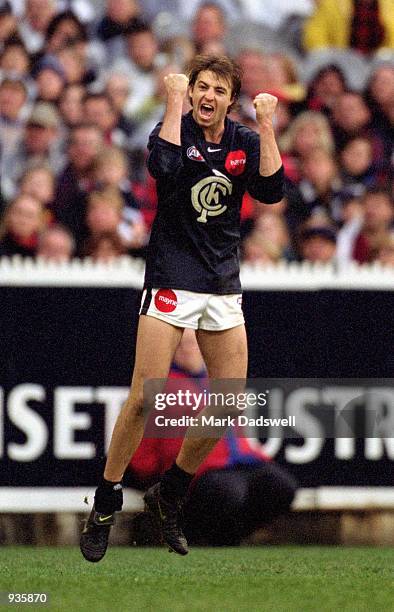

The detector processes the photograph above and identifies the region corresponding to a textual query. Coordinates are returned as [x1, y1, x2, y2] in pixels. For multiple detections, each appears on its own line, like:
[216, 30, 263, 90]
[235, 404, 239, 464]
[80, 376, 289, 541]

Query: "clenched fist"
[253, 93, 278, 126]
[163, 73, 189, 97]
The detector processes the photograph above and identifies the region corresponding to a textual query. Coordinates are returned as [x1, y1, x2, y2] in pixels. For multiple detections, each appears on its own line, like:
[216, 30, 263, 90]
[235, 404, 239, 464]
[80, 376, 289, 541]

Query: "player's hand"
[253, 93, 278, 126]
[164, 73, 189, 97]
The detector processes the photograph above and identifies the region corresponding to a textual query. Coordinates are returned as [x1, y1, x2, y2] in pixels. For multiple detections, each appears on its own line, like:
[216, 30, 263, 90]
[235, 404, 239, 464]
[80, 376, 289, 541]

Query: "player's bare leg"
[80, 315, 183, 562]
[144, 324, 248, 555]
[177, 324, 248, 472]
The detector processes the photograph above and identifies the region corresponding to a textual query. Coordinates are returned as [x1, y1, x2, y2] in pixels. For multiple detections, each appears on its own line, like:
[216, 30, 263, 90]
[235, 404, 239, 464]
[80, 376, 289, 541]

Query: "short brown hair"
[187, 54, 242, 113]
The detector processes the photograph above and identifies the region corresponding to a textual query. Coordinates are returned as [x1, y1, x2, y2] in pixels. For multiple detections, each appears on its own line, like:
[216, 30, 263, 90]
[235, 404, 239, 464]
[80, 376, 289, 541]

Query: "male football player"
[80, 55, 284, 561]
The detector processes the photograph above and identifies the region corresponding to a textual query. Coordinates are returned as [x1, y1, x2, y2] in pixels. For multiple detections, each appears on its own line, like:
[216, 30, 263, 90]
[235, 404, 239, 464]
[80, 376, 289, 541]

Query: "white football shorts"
[139, 288, 244, 331]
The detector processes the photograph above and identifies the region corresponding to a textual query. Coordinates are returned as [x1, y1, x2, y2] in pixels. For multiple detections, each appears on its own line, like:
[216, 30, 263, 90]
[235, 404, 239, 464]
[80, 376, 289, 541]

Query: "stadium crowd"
[0, 0, 393, 267]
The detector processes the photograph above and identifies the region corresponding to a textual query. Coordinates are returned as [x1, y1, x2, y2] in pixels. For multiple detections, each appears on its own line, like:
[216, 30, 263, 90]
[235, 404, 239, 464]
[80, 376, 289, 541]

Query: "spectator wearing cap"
[36, 224, 75, 262]
[34, 55, 67, 102]
[18, 0, 57, 54]
[7, 101, 64, 198]
[352, 189, 394, 263]
[303, 0, 394, 56]
[0, 76, 29, 199]
[0, 193, 45, 256]
[298, 225, 337, 263]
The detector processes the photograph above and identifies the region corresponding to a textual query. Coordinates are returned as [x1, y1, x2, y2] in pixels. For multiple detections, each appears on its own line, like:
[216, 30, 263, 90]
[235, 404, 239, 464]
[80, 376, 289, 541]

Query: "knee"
[122, 391, 145, 422]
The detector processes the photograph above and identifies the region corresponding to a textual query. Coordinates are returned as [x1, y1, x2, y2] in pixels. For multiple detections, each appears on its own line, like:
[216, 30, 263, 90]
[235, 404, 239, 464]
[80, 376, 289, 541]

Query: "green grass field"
[0, 546, 393, 612]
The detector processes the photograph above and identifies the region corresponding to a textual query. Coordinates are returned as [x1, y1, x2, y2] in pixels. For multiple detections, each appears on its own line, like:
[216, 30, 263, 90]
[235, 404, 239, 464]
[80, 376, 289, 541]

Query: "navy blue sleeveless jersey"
[144, 111, 284, 294]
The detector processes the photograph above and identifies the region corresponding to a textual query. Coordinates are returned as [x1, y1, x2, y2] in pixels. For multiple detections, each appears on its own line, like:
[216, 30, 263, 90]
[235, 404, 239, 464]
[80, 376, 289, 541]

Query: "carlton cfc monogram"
[191, 175, 233, 223]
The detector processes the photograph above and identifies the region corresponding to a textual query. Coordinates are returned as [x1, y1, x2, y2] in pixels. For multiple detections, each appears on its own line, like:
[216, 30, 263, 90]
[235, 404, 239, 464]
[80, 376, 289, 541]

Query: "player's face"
[190, 70, 234, 132]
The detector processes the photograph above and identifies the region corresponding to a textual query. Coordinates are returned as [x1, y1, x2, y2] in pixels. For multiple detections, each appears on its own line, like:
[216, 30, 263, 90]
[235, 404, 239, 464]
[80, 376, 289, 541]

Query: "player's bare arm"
[159, 73, 189, 145]
[254, 93, 283, 177]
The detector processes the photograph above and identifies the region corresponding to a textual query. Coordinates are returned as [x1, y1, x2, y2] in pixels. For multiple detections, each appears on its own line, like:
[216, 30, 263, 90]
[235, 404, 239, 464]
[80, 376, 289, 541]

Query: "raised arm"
[159, 73, 189, 145]
[253, 93, 282, 177]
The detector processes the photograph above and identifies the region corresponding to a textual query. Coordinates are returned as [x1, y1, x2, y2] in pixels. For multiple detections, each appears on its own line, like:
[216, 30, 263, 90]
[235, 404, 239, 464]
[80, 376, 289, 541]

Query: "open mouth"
[199, 103, 215, 119]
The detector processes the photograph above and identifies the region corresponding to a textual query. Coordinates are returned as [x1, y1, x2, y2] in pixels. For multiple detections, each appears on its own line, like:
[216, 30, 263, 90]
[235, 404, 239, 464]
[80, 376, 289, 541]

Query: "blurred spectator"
[286, 147, 344, 231]
[8, 101, 64, 198]
[366, 63, 394, 129]
[84, 187, 146, 254]
[303, 0, 394, 55]
[237, 48, 269, 101]
[0, 2, 18, 44]
[0, 36, 31, 77]
[331, 91, 387, 165]
[365, 63, 394, 161]
[111, 21, 160, 116]
[306, 64, 347, 114]
[339, 136, 382, 191]
[191, 2, 227, 53]
[245, 211, 292, 262]
[104, 71, 132, 115]
[83, 91, 135, 149]
[36, 223, 74, 262]
[44, 9, 87, 54]
[18, 0, 57, 54]
[96, 0, 141, 63]
[92, 145, 142, 213]
[239, 0, 314, 31]
[279, 111, 334, 182]
[298, 225, 337, 263]
[242, 232, 283, 265]
[33, 54, 67, 102]
[58, 82, 84, 127]
[19, 163, 55, 213]
[44, 10, 105, 83]
[352, 188, 394, 262]
[0, 193, 45, 256]
[129, 329, 297, 546]
[83, 230, 127, 262]
[129, 61, 182, 150]
[336, 194, 365, 265]
[54, 123, 103, 241]
[375, 233, 394, 266]
[0, 76, 29, 198]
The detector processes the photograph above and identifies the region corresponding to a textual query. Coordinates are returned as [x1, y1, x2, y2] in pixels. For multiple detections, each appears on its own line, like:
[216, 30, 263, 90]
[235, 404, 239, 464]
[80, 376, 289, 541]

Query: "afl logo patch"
[155, 288, 178, 312]
[187, 146, 204, 162]
[225, 150, 246, 176]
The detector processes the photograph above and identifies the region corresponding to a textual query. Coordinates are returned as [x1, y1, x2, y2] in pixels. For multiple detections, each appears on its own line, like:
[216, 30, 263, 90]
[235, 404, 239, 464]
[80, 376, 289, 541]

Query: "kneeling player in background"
[129, 330, 297, 546]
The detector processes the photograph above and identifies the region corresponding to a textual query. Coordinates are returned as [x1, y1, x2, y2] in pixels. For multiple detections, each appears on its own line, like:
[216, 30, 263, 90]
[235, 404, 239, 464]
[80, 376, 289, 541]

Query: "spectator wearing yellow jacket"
[303, 0, 394, 55]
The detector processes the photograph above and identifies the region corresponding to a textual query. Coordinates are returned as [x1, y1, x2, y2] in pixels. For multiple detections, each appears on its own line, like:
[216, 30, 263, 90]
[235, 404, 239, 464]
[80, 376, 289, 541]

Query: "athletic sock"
[94, 478, 123, 514]
[160, 463, 194, 503]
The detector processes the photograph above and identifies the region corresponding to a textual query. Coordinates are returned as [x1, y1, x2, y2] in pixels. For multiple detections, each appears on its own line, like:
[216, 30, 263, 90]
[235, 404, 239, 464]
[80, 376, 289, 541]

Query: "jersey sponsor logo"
[155, 288, 178, 312]
[191, 175, 232, 223]
[225, 150, 246, 176]
[187, 146, 204, 162]
[207, 146, 221, 153]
